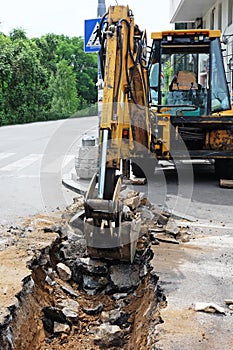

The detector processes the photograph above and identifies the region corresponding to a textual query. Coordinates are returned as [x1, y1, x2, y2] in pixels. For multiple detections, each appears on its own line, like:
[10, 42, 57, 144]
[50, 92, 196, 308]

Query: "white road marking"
[0, 152, 15, 161]
[0, 152, 75, 176]
[0, 154, 42, 172]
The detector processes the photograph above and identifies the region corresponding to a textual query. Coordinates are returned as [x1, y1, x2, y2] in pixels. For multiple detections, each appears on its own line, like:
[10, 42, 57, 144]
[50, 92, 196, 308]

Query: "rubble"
[53, 322, 71, 334]
[165, 218, 179, 236]
[94, 323, 124, 347]
[224, 299, 233, 307]
[194, 302, 226, 314]
[152, 234, 180, 244]
[109, 264, 141, 292]
[219, 179, 233, 188]
[123, 194, 141, 210]
[82, 303, 103, 315]
[56, 262, 72, 281]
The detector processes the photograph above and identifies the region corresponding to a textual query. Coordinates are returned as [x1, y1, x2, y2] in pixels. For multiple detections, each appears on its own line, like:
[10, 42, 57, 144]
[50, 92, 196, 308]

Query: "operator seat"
[170, 71, 198, 91]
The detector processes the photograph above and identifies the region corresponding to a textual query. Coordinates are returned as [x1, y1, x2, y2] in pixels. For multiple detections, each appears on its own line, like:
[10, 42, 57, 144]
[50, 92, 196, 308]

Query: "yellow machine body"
[84, 6, 233, 263]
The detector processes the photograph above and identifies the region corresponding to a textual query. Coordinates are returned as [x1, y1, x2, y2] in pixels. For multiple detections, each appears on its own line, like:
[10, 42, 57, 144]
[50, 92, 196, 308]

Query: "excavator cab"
[149, 29, 233, 180]
[149, 30, 231, 115]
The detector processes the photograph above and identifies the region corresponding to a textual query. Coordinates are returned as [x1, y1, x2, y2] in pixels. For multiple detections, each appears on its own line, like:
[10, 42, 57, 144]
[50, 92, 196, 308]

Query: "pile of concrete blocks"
[75, 136, 98, 179]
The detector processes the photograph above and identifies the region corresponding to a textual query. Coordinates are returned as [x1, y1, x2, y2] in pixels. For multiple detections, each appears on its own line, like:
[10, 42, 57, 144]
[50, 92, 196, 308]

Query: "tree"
[49, 60, 80, 117]
[56, 36, 98, 107]
[33, 34, 59, 73]
[0, 33, 13, 124]
[0, 31, 98, 125]
[10, 28, 28, 41]
[35, 35, 98, 109]
[11, 37, 50, 123]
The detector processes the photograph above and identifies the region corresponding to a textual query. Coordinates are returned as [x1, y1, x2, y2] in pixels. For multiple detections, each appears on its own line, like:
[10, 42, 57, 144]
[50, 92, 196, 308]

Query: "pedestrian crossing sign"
[84, 18, 101, 53]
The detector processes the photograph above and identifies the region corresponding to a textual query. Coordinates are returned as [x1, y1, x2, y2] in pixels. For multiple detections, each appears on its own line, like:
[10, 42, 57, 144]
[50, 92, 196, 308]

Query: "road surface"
[0, 116, 98, 225]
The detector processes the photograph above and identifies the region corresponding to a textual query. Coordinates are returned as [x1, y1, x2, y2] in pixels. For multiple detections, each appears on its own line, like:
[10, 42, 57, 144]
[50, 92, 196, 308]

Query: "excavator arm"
[84, 5, 151, 262]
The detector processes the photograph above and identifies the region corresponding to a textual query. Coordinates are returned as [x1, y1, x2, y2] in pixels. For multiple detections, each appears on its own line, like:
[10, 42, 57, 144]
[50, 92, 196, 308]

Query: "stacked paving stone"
[75, 136, 98, 179]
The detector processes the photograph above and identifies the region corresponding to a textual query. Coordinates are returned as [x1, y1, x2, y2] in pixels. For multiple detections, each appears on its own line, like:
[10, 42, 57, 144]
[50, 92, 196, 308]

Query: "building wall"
[203, 0, 233, 95]
[170, 0, 181, 18]
[202, 0, 232, 33]
[169, 0, 233, 33]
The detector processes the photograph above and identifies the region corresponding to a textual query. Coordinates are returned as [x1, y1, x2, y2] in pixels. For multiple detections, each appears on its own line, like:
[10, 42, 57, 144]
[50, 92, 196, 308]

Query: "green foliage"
[163, 61, 173, 92]
[72, 103, 98, 117]
[56, 36, 98, 105]
[0, 30, 98, 126]
[10, 28, 28, 41]
[49, 60, 80, 117]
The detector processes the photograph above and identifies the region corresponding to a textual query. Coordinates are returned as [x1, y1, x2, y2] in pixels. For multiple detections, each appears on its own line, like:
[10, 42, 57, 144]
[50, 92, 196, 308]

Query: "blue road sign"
[84, 18, 101, 53]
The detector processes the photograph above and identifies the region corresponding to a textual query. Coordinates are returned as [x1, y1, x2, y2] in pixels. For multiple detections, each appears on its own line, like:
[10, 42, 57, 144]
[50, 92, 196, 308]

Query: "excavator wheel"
[131, 158, 157, 179]
[214, 158, 233, 180]
[103, 168, 116, 200]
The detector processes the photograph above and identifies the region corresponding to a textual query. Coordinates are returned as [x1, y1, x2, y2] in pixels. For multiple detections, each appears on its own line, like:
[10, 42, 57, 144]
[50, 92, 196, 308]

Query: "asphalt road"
[1, 116, 233, 226]
[0, 116, 98, 225]
[146, 160, 233, 224]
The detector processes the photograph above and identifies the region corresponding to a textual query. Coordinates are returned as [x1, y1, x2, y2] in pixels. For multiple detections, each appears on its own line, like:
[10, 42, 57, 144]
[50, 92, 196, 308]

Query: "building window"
[218, 3, 222, 30]
[196, 17, 203, 29]
[175, 22, 195, 30]
[228, 0, 233, 26]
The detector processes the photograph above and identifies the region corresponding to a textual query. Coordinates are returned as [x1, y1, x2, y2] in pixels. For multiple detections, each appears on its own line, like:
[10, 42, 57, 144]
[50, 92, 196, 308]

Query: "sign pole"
[97, 0, 106, 17]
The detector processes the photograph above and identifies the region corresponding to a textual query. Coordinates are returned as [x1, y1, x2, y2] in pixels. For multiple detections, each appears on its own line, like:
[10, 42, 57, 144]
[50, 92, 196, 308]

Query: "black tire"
[131, 161, 146, 178]
[214, 158, 233, 180]
[131, 158, 157, 179]
[103, 168, 116, 200]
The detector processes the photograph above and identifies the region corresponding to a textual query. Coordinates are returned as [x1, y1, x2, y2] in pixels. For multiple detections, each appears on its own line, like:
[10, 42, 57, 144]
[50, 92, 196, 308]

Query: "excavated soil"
[8, 253, 162, 350]
[9, 272, 161, 350]
[0, 195, 167, 350]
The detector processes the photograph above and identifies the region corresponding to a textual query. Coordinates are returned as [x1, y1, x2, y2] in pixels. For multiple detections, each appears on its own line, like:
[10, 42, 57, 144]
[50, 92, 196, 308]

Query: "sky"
[0, 0, 172, 40]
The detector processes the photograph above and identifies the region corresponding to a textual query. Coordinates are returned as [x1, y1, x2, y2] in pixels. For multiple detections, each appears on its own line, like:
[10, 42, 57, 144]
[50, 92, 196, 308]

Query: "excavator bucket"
[84, 173, 141, 263]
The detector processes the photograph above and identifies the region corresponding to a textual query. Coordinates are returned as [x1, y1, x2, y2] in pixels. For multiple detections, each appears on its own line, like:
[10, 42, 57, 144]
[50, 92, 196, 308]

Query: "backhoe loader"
[84, 5, 233, 263]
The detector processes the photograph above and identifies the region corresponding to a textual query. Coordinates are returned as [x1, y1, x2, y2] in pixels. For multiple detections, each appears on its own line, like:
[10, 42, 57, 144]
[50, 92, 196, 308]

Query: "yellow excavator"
[84, 5, 233, 263]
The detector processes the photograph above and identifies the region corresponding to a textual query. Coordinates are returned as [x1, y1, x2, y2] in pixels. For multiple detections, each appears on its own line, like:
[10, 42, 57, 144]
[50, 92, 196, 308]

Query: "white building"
[170, 0, 233, 93]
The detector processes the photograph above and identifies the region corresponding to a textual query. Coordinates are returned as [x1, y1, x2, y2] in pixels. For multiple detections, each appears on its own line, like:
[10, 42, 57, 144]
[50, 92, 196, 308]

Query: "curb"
[62, 173, 90, 196]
